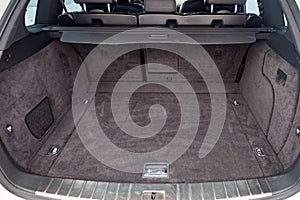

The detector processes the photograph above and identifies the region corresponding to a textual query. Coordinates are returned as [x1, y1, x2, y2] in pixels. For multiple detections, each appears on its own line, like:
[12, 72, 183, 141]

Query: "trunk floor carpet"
[28, 91, 283, 183]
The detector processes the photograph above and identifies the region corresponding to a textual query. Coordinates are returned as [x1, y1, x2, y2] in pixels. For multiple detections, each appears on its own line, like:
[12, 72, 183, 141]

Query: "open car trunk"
[0, 39, 299, 185]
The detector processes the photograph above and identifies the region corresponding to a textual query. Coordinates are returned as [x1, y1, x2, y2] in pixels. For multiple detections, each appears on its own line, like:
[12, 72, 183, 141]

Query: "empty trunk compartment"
[0, 40, 299, 183]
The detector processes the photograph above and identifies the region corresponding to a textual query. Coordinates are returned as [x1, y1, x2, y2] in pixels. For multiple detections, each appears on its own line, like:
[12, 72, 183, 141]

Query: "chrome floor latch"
[143, 162, 169, 178]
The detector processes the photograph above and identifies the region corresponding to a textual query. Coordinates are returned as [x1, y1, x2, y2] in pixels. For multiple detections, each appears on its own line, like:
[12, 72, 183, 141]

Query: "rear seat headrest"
[144, 0, 176, 13]
[74, 0, 115, 3]
[206, 0, 247, 4]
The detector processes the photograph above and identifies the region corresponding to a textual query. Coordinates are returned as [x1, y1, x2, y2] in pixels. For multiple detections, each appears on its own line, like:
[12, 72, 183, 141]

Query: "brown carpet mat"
[28, 91, 283, 183]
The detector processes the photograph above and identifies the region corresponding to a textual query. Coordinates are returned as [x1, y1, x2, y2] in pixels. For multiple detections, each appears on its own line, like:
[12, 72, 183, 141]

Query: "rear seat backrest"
[74, 0, 116, 12]
[144, 0, 176, 13]
[206, 0, 247, 13]
[140, 0, 177, 26]
[179, 0, 207, 14]
[75, 0, 143, 13]
[114, 0, 144, 13]
[59, 0, 138, 26]
[139, 0, 250, 27]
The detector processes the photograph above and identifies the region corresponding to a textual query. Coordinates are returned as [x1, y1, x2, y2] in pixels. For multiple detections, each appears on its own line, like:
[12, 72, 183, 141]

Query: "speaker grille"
[25, 97, 54, 139]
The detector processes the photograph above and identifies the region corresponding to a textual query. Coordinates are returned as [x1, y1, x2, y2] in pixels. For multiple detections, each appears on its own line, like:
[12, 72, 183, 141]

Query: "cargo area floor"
[28, 88, 283, 183]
